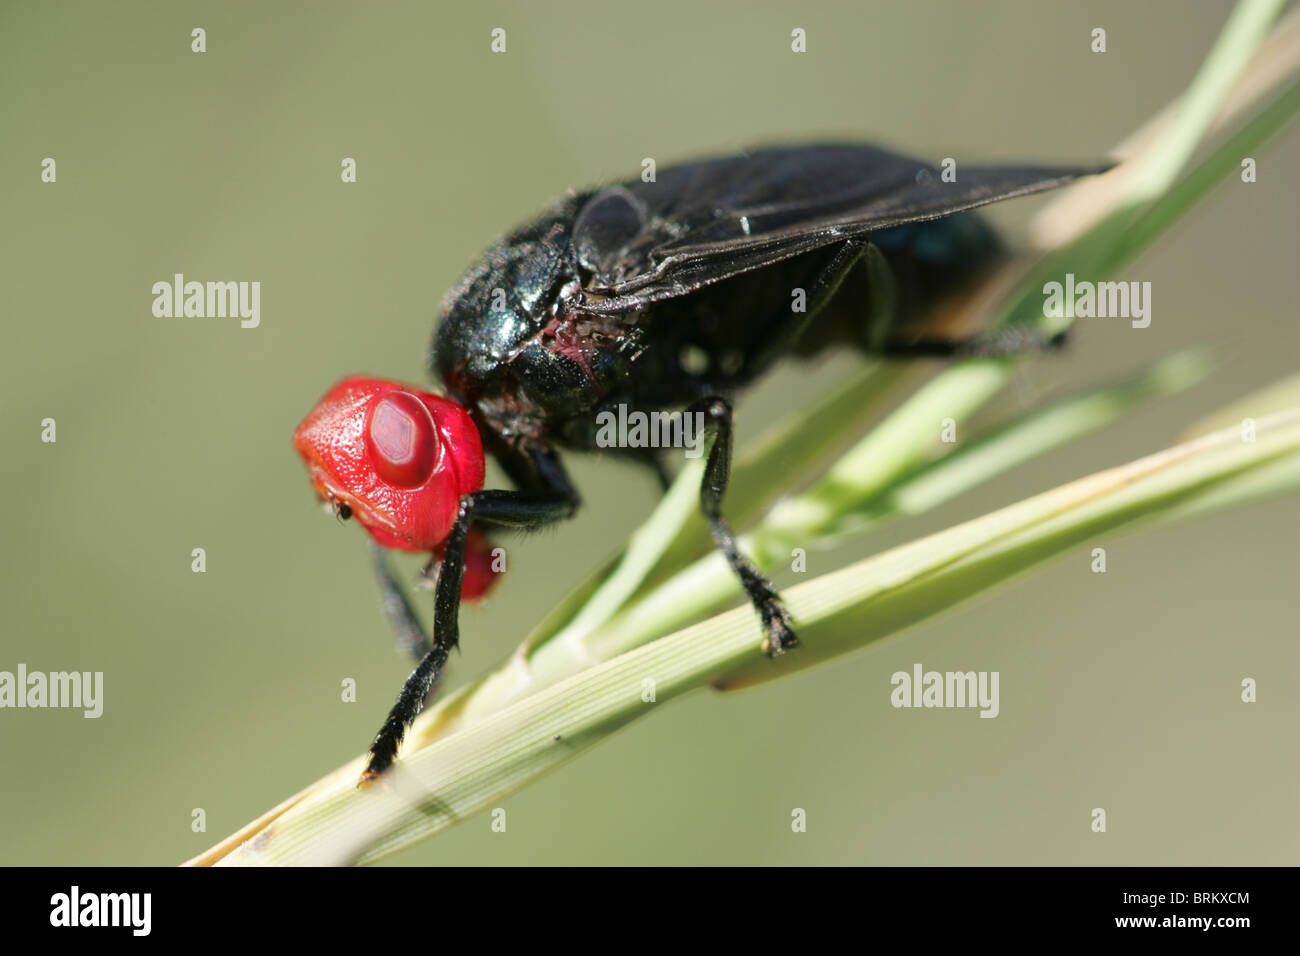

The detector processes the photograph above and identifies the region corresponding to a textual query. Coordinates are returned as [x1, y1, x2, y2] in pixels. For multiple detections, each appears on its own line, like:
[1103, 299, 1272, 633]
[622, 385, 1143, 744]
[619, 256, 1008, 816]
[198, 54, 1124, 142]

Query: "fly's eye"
[365, 391, 440, 488]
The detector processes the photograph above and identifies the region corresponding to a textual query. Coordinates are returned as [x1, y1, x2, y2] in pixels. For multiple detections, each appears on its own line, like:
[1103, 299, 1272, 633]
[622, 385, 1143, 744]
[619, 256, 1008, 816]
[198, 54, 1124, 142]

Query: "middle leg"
[687, 395, 797, 658]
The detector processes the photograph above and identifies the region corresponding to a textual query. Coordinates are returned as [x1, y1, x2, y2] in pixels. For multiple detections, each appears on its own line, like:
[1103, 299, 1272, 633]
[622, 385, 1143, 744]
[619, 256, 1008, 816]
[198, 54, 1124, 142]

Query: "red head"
[293, 376, 500, 599]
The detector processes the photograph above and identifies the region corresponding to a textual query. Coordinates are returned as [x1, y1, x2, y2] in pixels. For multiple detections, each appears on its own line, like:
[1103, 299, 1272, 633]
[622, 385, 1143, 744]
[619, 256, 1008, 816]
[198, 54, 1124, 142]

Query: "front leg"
[361, 469, 578, 782]
[369, 540, 431, 666]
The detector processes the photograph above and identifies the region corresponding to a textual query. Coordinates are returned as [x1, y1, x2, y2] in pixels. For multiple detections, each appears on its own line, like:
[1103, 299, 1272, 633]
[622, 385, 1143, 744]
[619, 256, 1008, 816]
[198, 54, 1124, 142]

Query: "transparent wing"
[570, 144, 1108, 313]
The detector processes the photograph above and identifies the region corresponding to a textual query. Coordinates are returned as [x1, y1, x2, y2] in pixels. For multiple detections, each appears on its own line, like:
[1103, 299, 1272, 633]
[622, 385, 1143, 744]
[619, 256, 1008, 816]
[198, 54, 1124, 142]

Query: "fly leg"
[806, 238, 1067, 358]
[770, 236, 1067, 360]
[369, 541, 464, 707]
[879, 326, 1069, 358]
[746, 238, 893, 370]
[361, 449, 579, 782]
[687, 396, 797, 658]
[369, 541, 432, 665]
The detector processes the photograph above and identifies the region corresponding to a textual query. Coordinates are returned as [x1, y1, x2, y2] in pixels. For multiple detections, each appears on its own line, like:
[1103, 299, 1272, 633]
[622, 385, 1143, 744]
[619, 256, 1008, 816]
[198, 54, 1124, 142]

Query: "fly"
[292, 143, 1109, 781]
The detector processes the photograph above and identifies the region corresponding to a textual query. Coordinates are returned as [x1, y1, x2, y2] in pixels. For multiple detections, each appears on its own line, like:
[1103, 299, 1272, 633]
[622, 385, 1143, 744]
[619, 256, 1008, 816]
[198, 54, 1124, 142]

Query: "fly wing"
[569, 144, 1109, 313]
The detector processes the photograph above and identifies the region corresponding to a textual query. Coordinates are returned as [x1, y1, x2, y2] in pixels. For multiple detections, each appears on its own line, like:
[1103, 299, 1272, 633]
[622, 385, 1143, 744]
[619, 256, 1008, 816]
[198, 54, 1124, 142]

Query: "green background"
[1, 0, 1296, 865]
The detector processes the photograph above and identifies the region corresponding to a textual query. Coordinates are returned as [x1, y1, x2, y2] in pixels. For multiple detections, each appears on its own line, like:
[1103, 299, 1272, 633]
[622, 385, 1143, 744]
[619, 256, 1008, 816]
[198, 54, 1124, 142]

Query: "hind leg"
[878, 327, 1069, 358]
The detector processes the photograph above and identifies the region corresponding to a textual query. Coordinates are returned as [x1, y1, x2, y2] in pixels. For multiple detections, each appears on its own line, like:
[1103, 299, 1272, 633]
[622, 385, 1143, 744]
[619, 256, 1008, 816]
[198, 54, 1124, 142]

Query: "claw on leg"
[759, 596, 798, 658]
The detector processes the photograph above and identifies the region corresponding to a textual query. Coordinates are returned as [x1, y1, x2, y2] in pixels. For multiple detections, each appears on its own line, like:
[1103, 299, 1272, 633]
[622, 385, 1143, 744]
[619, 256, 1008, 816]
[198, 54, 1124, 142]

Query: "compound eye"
[365, 391, 440, 488]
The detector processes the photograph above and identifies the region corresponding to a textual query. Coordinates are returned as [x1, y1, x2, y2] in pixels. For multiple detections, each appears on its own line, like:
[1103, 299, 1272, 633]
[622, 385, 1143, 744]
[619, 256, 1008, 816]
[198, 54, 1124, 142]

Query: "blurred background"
[1, 0, 1296, 865]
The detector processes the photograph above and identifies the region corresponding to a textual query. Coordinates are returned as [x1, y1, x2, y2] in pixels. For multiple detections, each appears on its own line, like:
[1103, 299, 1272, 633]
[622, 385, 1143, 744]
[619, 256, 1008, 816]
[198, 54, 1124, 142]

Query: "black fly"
[294, 143, 1108, 780]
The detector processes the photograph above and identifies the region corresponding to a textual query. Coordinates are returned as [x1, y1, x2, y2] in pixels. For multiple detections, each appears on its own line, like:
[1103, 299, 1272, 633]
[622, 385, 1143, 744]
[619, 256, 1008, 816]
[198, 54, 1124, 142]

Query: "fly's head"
[293, 376, 500, 598]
